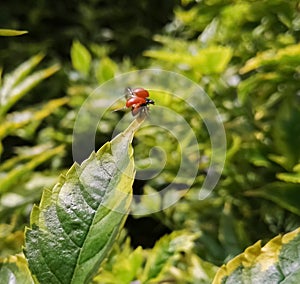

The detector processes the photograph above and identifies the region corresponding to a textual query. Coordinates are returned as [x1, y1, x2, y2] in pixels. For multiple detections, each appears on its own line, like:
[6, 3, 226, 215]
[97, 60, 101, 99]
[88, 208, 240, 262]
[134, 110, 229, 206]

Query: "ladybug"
[125, 87, 154, 116]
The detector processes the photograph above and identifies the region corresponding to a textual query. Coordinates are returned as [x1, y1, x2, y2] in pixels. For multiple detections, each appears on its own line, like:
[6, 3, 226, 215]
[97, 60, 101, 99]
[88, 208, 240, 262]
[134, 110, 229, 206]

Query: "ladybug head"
[146, 98, 155, 105]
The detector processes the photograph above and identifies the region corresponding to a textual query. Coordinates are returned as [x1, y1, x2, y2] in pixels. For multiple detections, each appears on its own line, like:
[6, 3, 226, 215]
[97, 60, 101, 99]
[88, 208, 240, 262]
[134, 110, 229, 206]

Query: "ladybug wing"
[131, 106, 142, 116]
[126, 96, 146, 108]
[124, 87, 134, 99]
[132, 88, 149, 98]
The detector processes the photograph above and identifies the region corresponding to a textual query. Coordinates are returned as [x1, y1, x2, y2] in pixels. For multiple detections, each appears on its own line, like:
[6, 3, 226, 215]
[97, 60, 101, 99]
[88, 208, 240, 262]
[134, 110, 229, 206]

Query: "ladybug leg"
[138, 106, 150, 118]
[131, 105, 141, 116]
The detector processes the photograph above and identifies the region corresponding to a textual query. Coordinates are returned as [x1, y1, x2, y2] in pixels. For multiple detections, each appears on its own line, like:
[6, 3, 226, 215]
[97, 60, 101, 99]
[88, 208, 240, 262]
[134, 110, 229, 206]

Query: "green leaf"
[131, 185, 161, 216]
[95, 57, 117, 83]
[0, 98, 68, 140]
[93, 240, 144, 284]
[240, 43, 300, 74]
[245, 182, 300, 216]
[141, 231, 198, 283]
[213, 227, 300, 284]
[277, 172, 300, 184]
[0, 145, 65, 194]
[0, 254, 34, 284]
[237, 72, 281, 103]
[24, 120, 142, 284]
[192, 46, 232, 74]
[144, 45, 232, 75]
[272, 98, 300, 170]
[219, 202, 243, 258]
[71, 40, 92, 76]
[0, 54, 44, 108]
[0, 29, 28, 36]
[0, 55, 60, 117]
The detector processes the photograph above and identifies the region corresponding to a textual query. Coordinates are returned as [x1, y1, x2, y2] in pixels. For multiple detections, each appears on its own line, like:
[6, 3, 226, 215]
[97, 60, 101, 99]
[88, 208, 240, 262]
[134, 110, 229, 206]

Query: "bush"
[1, 1, 300, 283]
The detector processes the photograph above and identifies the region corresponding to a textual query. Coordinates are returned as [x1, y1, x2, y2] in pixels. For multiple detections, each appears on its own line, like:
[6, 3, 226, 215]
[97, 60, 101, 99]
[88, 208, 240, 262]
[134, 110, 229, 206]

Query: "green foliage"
[0, 255, 33, 284]
[93, 239, 144, 284]
[0, 145, 64, 195]
[94, 231, 217, 284]
[24, 121, 139, 284]
[70, 41, 117, 84]
[131, 0, 300, 280]
[0, 53, 60, 118]
[141, 231, 198, 283]
[1, 0, 300, 283]
[95, 57, 117, 84]
[144, 36, 233, 80]
[71, 40, 92, 77]
[0, 29, 27, 36]
[0, 0, 176, 66]
[0, 55, 68, 261]
[213, 227, 300, 283]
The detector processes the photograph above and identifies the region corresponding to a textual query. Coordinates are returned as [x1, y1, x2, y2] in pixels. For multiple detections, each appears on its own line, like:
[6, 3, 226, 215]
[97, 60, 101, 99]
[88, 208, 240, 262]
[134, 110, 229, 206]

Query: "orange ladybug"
[125, 87, 154, 116]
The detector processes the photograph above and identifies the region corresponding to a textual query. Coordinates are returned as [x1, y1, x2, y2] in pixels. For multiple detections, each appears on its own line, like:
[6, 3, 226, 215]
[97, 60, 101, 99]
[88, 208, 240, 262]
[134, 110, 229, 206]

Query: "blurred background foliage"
[1, 0, 300, 282]
[0, 0, 177, 64]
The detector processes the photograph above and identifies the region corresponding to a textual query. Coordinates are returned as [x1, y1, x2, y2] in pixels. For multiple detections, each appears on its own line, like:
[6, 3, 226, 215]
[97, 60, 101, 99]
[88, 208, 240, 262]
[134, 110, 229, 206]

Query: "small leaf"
[93, 243, 143, 284]
[191, 46, 233, 74]
[71, 40, 92, 76]
[213, 227, 300, 284]
[0, 230, 24, 256]
[0, 254, 34, 284]
[237, 72, 280, 103]
[277, 172, 300, 184]
[96, 57, 117, 83]
[245, 182, 300, 216]
[272, 98, 300, 170]
[141, 231, 198, 283]
[219, 202, 243, 258]
[0, 97, 68, 140]
[0, 29, 28, 36]
[0, 62, 60, 117]
[0, 53, 44, 107]
[24, 120, 143, 284]
[0, 145, 65, 194]
[144, 46, 232, 75]
[240, 43, 300, 74]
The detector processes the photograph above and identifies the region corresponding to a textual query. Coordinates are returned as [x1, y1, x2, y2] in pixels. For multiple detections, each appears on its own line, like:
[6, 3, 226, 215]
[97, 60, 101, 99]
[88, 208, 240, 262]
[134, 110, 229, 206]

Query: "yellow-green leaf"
[141, 231, 198, 283]
[0, 97, 68, 140]
[0, 145, 65, 194]
[213, 227, 300, 284]
[0, 53, 44, 106]
[240, 43, 300, 74]
[0, 29, 28, 36]
[277, 172, 300, 184]
[0, 57, 59, 117]
[96, 57, 117, 83]
[71, 40, 92, 76]
[0, 254, 34, 284]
